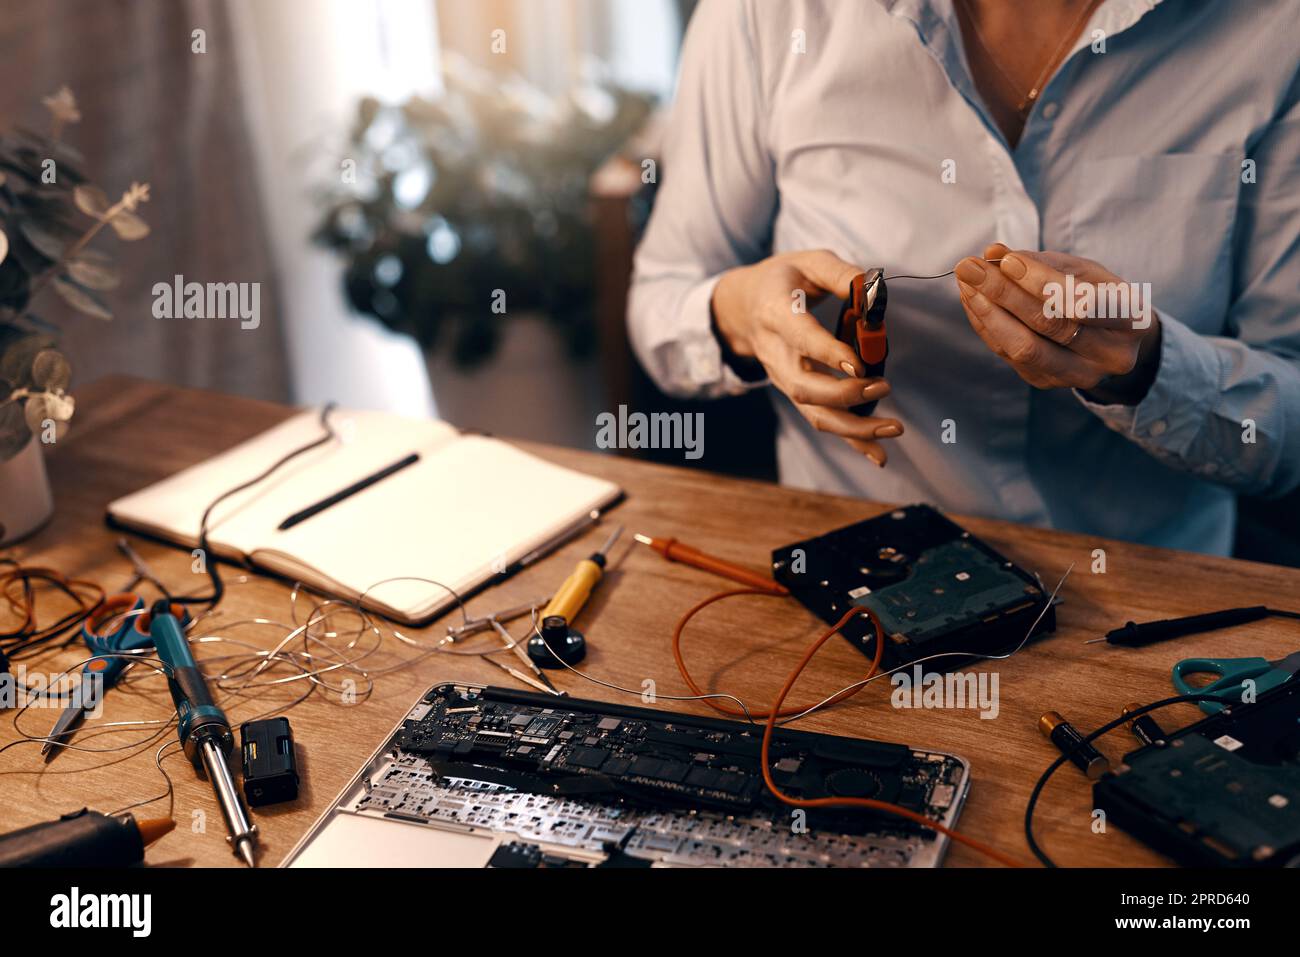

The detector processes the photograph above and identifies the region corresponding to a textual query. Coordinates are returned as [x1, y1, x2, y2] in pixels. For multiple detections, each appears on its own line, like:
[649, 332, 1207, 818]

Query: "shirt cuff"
[679, 275, 770, 397]
[1075, 313, 1225, 467]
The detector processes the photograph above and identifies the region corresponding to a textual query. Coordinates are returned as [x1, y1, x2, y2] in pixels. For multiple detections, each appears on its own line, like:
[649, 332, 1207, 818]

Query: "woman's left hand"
[954, 243, 1163, 405]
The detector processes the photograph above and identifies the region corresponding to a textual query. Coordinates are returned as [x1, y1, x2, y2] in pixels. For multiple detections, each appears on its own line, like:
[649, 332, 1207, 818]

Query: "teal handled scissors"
[41, 595, 188, 760]
[1172, 650, 1300, 715]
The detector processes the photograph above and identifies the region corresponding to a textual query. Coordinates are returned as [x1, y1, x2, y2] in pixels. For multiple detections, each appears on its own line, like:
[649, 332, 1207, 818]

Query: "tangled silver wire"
[522, 562, 1073, 728]
[0, 573, 480, 815]
[2, 558, 1072, 817]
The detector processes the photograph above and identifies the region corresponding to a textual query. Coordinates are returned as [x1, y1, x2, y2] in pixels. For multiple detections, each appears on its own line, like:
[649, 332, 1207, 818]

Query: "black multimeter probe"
[1091, 605, 1300, 646]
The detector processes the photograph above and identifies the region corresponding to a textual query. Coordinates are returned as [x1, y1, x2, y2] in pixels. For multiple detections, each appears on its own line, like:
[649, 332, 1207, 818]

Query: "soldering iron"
[149, 600, 259, 866]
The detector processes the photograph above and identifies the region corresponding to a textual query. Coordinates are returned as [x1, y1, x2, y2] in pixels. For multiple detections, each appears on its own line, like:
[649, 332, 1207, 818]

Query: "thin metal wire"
[3, 547, 1067, 820]
[884, 258, 1003, 282]
[777, 562, 1072, 725]
[104, 740, 183, 820]
[0, 554, 503, 818]
[524, 562, 1073, 729]
[6, 652, 176, 755]
[521, 610, 763, 723]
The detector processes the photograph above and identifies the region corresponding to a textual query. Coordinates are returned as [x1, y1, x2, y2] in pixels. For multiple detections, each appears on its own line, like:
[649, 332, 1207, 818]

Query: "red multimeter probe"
[836, 268, 888, 416]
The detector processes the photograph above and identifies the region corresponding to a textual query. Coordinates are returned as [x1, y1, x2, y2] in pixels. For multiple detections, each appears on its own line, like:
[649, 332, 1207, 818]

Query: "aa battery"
[1039, 710, 1111, 780]
[1121, 702, 1167, 746]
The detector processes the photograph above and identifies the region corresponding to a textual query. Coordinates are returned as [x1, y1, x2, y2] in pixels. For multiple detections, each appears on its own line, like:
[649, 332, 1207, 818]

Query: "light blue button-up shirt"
[628, 0, 1300, 554]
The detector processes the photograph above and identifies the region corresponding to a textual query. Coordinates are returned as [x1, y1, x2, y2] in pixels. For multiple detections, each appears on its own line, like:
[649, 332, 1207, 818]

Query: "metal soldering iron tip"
[236, 838, 256, 868]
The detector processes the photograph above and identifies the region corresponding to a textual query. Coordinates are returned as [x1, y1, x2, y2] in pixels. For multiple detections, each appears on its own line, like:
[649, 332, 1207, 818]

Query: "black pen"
[277, 453, 420, 531]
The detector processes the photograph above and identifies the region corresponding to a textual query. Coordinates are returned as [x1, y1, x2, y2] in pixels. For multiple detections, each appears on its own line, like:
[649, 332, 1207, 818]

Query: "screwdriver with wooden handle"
[543, 525, 623, 625]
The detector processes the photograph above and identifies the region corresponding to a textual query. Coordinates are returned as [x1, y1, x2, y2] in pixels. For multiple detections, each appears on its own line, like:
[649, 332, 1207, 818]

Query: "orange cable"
[671, 592, 1023, 867]
[671, 588, 872, 719]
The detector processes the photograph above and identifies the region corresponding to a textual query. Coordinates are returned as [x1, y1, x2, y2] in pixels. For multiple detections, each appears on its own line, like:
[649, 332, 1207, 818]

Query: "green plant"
[313, 59, 654, 369]
[0, 87, 151, 461]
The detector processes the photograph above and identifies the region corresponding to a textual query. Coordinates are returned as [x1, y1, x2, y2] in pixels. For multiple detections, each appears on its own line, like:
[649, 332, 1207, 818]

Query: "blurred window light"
[230, 0, 442, 416]
[426, 217, 462, 264]
[372, 0, 443, 100]
[394, 161, 434, 208]
[437, 0, 682, 98]
[601, 0, 681, 96]
[374, 254, 404, 287]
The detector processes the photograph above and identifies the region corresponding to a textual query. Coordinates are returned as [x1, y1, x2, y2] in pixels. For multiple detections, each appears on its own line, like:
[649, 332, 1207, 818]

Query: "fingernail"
[954, 259, 986, 285]
[866, 448, 886, 467]
[874, 423, 902, 438]
[840, 361, 860, 377]
[958, 282, 987, 312]
[862, 381, 890, 400]
[1001, 254, 1027, 280]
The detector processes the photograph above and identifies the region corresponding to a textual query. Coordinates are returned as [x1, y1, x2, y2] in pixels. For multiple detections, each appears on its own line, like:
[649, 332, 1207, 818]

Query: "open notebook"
[107, 409, 621, 624]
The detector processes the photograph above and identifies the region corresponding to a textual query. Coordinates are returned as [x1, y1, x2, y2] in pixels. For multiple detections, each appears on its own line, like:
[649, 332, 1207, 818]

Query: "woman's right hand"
[711, 249, 903, 466]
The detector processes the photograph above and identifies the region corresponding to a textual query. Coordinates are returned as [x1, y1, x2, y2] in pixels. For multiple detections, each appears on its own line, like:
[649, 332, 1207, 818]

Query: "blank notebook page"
[259, 435, 619, 618]
[108, 410, 621, 622]
[108, 409, 459, 555]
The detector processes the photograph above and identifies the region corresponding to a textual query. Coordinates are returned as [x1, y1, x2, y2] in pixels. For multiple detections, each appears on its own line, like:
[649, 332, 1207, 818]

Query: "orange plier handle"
[836, 269, 889, 415]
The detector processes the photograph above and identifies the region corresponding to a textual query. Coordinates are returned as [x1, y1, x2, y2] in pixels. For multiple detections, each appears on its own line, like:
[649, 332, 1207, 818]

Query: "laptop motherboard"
[285, 683, 972, 868]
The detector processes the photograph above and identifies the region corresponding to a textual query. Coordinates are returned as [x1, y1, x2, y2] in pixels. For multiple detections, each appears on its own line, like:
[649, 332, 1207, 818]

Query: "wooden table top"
[6, 375, 1299, 868]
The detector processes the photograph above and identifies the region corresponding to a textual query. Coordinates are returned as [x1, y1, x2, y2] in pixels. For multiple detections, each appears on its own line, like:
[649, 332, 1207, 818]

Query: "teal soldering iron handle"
[148, 601, 257, 866]
[149, 600, 233, 764]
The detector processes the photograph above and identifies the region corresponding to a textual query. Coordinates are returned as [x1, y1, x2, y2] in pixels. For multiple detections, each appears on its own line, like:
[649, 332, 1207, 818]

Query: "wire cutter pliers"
[836, 268, 889, 416]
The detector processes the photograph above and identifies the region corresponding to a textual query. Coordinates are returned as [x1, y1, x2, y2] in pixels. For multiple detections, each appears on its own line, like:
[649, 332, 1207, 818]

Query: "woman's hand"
[955, 244, 1162, 405]
[712, 249, 902, 466]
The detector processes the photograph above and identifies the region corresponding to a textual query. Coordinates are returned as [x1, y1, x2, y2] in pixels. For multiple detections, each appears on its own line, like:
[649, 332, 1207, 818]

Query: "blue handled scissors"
[41, 595, 188, 760]
[1172, 650, 1300, 714]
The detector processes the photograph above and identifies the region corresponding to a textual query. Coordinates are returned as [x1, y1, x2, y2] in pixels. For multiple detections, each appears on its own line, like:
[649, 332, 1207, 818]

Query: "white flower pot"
[0, 436, 54, 546]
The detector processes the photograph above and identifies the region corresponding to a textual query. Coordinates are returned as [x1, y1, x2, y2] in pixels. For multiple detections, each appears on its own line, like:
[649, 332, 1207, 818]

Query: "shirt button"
[1041, 102, 1060, 120]
[1148, 419, 1168, 437]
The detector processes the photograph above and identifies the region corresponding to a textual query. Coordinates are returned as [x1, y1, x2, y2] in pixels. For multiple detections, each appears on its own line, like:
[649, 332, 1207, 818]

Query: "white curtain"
[228, 0, 439, 415]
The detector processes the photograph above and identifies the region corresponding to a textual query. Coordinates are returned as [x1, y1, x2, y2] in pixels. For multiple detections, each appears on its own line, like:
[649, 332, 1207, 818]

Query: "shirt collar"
[874, 0, 1170, 142]
[877, 0, 1169, 51]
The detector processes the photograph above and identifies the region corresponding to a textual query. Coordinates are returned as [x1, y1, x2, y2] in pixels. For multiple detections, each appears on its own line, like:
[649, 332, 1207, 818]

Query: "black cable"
[170, 404, 339, 611]
[883, 269, 958, 282]
[1023, 691, 1237, 867]
[0, 562, 106, 661]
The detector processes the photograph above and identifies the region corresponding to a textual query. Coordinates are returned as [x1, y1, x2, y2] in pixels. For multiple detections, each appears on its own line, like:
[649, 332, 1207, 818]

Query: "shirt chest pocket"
[1069, 154, 1241, 330]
